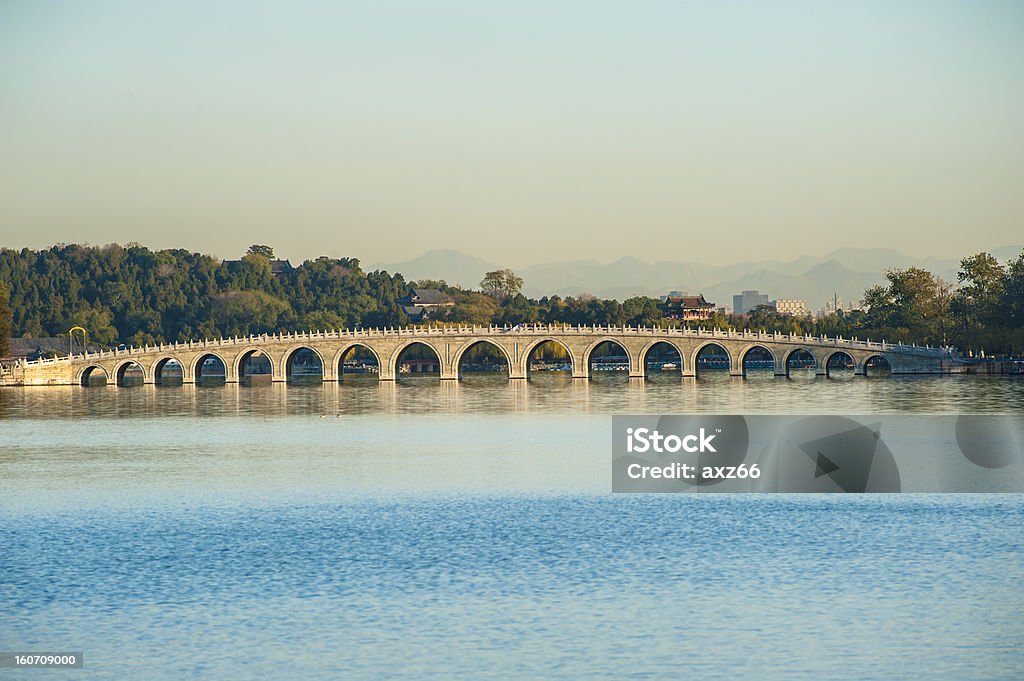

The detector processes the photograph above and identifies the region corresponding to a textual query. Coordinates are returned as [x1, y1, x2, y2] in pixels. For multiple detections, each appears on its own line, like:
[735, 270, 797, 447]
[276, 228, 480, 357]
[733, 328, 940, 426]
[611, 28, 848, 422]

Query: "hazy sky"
[1, 1, 1021, 267]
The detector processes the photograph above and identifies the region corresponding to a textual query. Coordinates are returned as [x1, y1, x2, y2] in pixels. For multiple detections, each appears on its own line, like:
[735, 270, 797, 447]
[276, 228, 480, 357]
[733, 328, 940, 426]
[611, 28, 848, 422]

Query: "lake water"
[2, 373, 1023, 679]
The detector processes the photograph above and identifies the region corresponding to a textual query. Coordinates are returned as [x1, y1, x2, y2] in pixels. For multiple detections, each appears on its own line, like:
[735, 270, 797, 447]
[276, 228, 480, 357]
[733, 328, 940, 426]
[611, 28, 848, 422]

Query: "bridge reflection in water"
[6, 324, 954, 387]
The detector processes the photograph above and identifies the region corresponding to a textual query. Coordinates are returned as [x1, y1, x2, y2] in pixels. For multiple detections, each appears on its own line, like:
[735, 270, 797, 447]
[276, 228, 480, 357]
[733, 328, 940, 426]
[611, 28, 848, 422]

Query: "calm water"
[2, 374, 1023, 679]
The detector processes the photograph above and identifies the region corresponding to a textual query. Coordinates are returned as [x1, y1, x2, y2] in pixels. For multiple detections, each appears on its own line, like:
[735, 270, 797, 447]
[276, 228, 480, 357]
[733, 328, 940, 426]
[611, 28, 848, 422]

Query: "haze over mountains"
[373, 245, 1023, 310]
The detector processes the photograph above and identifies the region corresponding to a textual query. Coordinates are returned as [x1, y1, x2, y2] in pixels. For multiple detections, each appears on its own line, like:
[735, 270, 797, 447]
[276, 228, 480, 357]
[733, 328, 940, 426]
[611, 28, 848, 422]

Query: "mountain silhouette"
[372, 245, 1022, 309]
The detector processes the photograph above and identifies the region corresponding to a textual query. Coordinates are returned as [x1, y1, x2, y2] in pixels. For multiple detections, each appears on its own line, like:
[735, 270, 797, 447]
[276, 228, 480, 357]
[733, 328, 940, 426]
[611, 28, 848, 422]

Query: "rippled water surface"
[2, 374, 1023, 679]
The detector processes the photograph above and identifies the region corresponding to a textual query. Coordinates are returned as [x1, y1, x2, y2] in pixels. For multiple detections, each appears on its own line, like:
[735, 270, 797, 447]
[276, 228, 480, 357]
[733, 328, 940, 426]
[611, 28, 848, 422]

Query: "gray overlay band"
[612, 415, 1024, 493]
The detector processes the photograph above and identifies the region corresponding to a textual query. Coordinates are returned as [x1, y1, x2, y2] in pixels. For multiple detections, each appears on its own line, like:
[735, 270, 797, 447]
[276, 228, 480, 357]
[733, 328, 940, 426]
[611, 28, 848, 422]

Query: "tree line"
[0, 244, 408, 353]
[0, 243, 1021, 358]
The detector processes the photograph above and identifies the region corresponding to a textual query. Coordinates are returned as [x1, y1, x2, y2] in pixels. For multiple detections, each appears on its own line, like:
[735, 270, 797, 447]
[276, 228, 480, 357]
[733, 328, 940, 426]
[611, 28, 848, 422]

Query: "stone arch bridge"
[1, 324, 956, 387]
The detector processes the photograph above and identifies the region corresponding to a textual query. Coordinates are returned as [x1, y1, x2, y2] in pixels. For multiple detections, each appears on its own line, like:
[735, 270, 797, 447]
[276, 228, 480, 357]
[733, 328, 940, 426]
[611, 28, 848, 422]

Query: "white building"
[816, 298, 864, 318]
[772, 299, 808, 317]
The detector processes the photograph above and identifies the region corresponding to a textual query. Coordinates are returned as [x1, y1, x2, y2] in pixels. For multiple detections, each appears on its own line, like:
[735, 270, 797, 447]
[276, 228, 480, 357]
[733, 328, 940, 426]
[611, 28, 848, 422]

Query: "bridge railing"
[21, 323, 950, 366]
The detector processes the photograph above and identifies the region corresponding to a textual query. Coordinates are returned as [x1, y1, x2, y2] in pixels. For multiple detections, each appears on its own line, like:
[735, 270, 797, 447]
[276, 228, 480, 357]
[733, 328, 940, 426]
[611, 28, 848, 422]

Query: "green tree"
[951, 252, 1008, 353]
[64, 305, 119, 346]
[480, 269, 524, 300]
[1005, 250, 1024, 334]
[447, 290, 499, 325]
[299, 309, 348, 331]
[209, 290, 290, 336]
[622, 296, 664, 327]
[246, 244, 275, 259]
[863, 267, 951, 346]
[0, 279, 11, 356]
[495, 294, 539, 325]
[411, 279, 449, 290]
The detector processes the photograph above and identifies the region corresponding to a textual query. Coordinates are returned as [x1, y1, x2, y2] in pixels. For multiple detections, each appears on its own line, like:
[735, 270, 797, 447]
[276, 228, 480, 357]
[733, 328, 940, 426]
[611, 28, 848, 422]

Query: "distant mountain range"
[371, 245, 1023, 311]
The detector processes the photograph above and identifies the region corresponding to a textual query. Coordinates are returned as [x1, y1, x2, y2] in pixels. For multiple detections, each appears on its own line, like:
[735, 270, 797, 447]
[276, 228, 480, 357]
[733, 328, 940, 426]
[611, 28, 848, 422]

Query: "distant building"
[772, 299, 808, 317]
[733, 290, 769, 315]
[816, 298, 863, 319]
[222, 257, 293, 276]
[665, 294, 716, 321]
[399, 288, 455, 322]
[270, 259, 293, 276]
[4, 337, 103, 361]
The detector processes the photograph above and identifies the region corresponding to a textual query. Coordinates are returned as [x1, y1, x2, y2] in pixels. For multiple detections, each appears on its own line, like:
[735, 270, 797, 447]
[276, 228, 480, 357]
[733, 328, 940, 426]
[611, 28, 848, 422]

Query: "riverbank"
[960, 359, 1024, 375]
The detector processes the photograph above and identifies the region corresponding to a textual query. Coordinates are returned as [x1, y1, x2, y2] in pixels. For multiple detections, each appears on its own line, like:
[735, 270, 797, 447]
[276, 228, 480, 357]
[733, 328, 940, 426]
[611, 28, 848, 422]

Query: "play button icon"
[756, 416, 901, 492]
[812, 451, 841, 479]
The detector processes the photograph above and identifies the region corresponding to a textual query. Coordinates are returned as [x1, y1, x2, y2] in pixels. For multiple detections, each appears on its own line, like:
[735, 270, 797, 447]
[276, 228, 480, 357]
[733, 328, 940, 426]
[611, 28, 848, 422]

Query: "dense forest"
[0, 244, 408, 350]
[0, 243, 1022, 357]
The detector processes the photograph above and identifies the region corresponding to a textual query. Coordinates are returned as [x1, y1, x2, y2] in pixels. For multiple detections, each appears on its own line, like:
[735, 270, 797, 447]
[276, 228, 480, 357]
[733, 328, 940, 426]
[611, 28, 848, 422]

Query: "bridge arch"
[453, 339, 512, 379]
[78, 364, 109, 387]
[235, 347, 275, 384]
[691, 341, 732, 378]
[523, 338, 574, 378]
[151, 356, 185, 385]
[192, 352, 228, 384]
[113, 359, 147, 387]
[283, 345, 325, 383]
[334, 342, 382, 382]
[640, 340, 684, 377]
[825, 350, 855, 378]
[739, 344, 777, 378]
[863, 354, 892, 377]
[391, 340, 443, 380]
[583, 338, 631, 378]
[783, 347, 818, 377]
